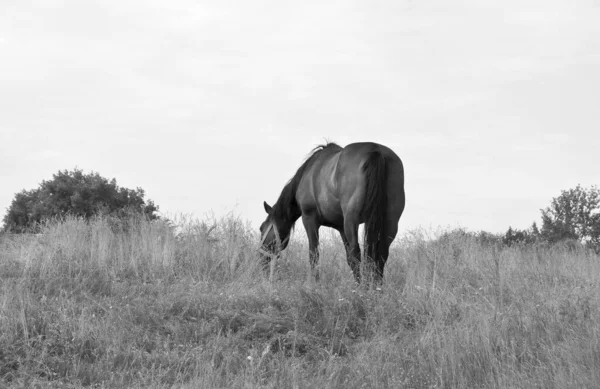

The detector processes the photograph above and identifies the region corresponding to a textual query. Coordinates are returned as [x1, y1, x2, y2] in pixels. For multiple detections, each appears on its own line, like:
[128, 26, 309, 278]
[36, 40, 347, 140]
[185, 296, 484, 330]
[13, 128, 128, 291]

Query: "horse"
[259, 141, 405, 286]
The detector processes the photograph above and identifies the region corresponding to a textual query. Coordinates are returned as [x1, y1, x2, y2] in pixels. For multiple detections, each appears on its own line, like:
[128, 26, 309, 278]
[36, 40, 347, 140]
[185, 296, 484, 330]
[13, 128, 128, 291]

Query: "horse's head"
[259, 201, 290, 259]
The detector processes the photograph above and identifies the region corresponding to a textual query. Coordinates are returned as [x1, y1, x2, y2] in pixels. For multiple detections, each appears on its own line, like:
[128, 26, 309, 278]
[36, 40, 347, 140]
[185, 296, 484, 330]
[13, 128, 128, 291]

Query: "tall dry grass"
[0, 215, 599, 388]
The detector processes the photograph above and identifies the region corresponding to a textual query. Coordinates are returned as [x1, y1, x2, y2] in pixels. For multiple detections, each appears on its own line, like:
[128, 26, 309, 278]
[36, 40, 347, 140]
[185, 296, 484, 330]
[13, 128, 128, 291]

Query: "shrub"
[2, 168, 158, 232]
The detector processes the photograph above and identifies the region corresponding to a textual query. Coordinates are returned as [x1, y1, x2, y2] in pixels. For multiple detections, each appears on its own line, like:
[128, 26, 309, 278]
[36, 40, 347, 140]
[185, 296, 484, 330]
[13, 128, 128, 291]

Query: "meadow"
[0, 215, 599, 388]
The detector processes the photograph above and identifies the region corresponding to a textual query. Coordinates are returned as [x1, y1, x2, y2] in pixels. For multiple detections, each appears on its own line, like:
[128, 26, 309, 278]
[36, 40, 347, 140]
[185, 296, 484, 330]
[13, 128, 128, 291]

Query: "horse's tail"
[362, 151, 388, 277]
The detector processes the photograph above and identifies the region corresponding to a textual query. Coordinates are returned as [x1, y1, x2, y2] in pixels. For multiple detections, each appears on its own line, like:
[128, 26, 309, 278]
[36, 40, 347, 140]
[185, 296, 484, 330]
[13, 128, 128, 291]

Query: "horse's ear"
[263, 201, 272, 214]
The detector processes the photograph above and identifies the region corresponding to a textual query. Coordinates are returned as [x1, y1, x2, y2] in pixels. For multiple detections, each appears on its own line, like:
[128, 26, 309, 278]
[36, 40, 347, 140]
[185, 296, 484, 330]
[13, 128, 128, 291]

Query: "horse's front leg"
[302, 214, 320, 281]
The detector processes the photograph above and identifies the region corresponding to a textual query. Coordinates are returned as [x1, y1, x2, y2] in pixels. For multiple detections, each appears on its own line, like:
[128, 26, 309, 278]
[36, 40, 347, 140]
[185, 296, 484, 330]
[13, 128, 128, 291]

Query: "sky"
[1, 0, 599, 237]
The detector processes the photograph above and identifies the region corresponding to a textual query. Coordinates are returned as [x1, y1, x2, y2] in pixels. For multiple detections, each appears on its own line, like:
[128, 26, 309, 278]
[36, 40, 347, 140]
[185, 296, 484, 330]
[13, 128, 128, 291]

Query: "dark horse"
[259, 141, 405, 285]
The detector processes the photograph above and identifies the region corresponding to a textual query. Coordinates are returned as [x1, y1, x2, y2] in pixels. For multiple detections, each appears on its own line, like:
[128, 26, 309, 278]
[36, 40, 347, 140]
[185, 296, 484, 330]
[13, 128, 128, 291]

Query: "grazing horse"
[259, 141, 405, 285]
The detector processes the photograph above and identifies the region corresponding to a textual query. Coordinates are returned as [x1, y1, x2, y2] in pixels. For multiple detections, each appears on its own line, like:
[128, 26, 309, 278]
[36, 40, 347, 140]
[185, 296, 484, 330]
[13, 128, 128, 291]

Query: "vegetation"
[2, 168, 159, 233]
[502, 224, 540, 247]
[502, 185, 600, 252]
[540, 184, 600, 248]
[1, 215, 599, 388]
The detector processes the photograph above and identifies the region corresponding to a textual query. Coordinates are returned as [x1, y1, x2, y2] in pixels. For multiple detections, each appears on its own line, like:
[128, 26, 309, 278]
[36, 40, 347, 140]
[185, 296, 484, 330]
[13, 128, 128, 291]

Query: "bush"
[2, 168, 159, 233]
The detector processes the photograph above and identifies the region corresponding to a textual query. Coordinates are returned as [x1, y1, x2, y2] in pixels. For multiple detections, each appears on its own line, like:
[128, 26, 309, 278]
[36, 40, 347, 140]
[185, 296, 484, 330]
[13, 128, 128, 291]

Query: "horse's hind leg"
[375, 217, 400, 284]
[342, 218, 361, 284]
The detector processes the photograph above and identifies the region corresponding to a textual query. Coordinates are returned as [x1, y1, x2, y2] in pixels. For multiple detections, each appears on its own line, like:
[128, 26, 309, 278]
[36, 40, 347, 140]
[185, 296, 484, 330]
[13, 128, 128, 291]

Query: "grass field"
[1, 215, 599, 388]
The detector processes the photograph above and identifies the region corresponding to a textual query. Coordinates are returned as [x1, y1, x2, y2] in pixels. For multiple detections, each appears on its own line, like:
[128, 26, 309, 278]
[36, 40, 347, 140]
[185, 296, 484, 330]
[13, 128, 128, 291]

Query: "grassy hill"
[1, 215, 599, 388]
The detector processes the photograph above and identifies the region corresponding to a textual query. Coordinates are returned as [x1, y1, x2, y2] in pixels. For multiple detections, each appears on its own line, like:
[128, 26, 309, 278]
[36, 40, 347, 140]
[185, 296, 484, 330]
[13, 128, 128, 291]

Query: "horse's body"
[260, 141, 405, 285]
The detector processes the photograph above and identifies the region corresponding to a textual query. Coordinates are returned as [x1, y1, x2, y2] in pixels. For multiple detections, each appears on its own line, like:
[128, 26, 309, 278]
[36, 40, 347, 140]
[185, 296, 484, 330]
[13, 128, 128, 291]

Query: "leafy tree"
[503, 223, 540, 247]
[531, 221, 540, 237]
[540, 184, 600, 249]
[3, 168, 159, 232]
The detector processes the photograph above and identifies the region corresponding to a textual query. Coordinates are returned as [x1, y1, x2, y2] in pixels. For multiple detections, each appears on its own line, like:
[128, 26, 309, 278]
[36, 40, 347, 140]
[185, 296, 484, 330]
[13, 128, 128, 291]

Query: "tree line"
[503, 184, 600, 251]
[2, 169, 599, 253]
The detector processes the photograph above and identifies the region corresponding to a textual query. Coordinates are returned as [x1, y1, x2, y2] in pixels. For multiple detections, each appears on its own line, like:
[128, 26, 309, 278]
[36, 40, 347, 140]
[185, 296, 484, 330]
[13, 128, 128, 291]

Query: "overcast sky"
[1, 0, 599, 236]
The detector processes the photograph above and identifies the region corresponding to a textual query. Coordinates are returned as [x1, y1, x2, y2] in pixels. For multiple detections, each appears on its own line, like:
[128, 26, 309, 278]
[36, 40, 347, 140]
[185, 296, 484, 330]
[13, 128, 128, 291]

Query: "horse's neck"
[287, 208, 302, 228]
[274, 203, 301, 233]
[275, 183, 302, 229]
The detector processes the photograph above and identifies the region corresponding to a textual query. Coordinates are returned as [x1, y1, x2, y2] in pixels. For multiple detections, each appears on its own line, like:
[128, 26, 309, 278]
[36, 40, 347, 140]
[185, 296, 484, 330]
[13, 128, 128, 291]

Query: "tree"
[3, 168, 159, 232]
[502, 223, 539, 247]
[540, 184, 600, 248]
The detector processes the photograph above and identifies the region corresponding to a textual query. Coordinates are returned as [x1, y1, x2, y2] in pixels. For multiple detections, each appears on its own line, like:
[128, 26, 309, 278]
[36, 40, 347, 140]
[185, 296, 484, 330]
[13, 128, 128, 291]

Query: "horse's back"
[341, 142, 402, 164]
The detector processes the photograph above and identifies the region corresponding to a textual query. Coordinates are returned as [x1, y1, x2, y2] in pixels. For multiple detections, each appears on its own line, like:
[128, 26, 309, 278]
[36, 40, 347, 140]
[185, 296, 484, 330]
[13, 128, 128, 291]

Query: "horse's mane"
[272, 142, 342, 223]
